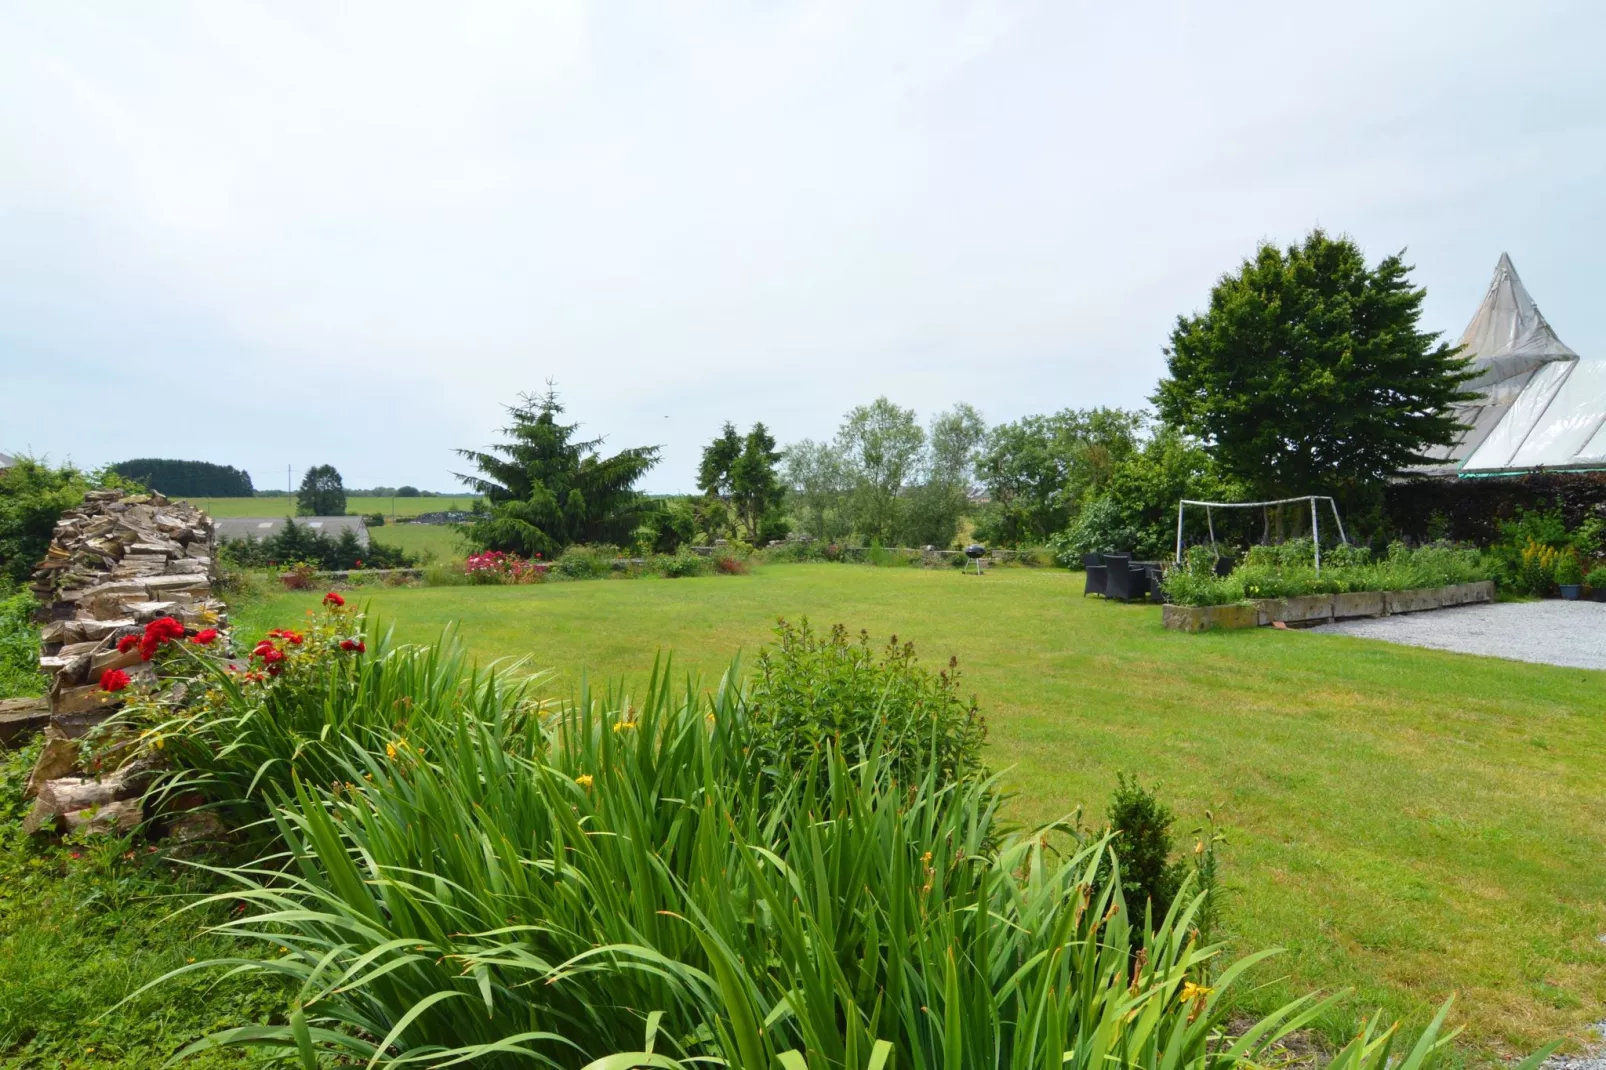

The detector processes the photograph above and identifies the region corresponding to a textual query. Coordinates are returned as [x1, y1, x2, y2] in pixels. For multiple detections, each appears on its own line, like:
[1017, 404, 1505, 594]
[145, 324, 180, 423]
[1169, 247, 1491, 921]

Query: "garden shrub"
[464, 549, 547, 584]
[218, 518, 417, 572]
[1104, 773, 1185, 931]
[740, 618, 985, 797]
[1586, 565, 1606, 590]
[554, 543, 617, 579]
[362, 511, 386, 527]
[1555, 553, 1583, 587]
[0, 589, 44, 697]
[0, 458, 94, 586]
[652, 548, 710, 578]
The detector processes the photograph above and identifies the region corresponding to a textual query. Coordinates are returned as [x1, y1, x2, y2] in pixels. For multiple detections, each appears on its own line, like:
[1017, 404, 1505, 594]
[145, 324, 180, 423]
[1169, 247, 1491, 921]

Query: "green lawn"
[363, 522, 467, 564]
[180, 495, 479, 518]
[237, 564, 1606, 1058]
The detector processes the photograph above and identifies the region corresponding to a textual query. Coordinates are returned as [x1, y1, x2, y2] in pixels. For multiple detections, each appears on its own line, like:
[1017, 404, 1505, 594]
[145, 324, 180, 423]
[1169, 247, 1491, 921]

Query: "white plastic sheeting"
[1422, 254, 1603, 475]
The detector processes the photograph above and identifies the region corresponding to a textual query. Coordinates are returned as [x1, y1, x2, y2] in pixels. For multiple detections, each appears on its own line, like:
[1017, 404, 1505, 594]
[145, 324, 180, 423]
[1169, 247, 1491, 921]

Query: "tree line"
[451, 228, 1476, 560]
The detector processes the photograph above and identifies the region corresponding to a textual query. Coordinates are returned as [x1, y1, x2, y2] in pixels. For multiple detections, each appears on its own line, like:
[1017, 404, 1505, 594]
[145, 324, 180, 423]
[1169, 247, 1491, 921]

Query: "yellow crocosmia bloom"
[385, 742, 397, 759]
[612, 721, 636, 733]
[575, 774, 594, 788]
[1178, 981, 1213, 1003]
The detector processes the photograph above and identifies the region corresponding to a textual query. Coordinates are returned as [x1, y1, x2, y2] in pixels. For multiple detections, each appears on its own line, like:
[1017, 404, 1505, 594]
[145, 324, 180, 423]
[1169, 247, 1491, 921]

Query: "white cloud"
[0, 0, 1601, 490]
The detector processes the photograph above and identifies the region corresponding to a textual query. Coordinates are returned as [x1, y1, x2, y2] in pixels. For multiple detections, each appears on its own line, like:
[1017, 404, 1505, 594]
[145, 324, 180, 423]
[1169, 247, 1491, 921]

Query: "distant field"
[179, 495, 480, 518]
[368, 522, 468, 563]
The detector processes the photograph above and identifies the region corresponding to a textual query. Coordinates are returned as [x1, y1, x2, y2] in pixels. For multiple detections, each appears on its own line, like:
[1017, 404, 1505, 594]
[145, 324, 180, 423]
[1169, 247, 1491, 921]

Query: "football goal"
[1175, 495, 1349, 572]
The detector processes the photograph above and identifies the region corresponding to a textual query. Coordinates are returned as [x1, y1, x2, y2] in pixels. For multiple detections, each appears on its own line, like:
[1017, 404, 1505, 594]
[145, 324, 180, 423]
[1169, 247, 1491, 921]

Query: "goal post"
[1175, 495, 1348, 572]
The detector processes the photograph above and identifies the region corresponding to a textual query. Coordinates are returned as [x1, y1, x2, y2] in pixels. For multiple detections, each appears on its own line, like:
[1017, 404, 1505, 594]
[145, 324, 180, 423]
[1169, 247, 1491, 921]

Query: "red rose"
[260, 647, 285, 665]
[116, 634, 140, 654]
[356, 640, 366, 653]
[354, 560, 363, 569]
[339, 639, 358, 651]
[323, 591, 345, 607]
[100, 668, 131, 692]
[192, 628, 219, 645]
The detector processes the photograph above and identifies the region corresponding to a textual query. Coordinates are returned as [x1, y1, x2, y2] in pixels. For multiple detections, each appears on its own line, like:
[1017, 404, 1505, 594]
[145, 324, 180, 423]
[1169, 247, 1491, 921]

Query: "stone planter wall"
[1161, 580, 1495, 634]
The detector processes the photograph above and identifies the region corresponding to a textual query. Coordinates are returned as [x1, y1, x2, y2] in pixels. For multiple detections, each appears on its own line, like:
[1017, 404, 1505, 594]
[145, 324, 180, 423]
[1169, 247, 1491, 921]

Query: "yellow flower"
[575, 774, 594, 788]
[1178, 981, 1213, 1003]
[385, 742, 398, 759]
[613, 721, 636, 733]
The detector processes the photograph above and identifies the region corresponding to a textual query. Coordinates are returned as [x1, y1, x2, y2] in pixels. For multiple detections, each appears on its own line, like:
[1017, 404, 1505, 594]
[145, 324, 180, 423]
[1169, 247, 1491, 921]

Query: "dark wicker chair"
[1082, 554, 1105, 597]
[1105, 562, 1145, 602]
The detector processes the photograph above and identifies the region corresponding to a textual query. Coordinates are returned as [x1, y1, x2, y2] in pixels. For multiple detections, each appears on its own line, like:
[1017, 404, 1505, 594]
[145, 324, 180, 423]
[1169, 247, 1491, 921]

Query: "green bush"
[363, 511, 386, 527]
[0, 590, 44, 698]
[554, 543, 617, 579]
[0, 458, 95, 587]
[652, 548, 710, 578]
[1105, 774, 1185, 932]
[218, 519, 417, 571]
[1587, 565, 1606, 589]
[1554, 553, 1583, 586]
[740, 618, 985, 799]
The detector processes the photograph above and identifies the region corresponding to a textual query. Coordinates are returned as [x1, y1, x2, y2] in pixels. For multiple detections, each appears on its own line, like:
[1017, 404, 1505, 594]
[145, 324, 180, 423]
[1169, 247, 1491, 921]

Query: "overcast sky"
[2, 1, 1602, 493]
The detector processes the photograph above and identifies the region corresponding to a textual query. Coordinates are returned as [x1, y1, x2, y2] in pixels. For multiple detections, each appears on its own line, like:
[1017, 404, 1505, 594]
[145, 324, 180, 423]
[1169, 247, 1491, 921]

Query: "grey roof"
[214, 516, 370, 547]
[0, 451, 16, 471]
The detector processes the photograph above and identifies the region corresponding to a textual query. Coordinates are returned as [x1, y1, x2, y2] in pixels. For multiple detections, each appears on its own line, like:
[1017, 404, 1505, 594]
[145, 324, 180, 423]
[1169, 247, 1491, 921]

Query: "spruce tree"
[456, 386, 660, 557]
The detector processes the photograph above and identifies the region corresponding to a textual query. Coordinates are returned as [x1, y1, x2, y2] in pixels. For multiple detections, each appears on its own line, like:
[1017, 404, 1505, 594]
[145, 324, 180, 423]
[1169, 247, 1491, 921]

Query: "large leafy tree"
[295, 465, 347, 516]
[456, 387, 660, 557]
[696, 422, 784, 542]
[1153, 230, 1475, 497]
[835, 397, 926, 544]
[975, 408, 1145, 545]
[903, 403, 986, 547]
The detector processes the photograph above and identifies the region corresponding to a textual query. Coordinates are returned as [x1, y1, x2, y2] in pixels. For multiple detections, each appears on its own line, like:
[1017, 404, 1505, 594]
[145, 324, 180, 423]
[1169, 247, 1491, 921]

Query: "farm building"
[1421, 254, 1606, 476]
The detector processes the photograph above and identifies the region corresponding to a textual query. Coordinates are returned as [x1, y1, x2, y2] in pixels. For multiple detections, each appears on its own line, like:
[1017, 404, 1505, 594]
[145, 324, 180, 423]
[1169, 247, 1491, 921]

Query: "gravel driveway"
[1312, 599, 1606, 671]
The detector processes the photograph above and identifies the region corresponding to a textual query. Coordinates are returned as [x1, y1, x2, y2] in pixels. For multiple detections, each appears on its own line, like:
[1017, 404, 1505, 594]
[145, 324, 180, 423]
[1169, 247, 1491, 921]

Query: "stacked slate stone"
[18, 489, 227, 835]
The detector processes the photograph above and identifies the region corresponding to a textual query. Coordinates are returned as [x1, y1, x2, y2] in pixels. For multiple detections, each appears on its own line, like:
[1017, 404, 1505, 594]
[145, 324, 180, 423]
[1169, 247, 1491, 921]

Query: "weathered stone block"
[1332, 591, 1386, 619]
[0, 698, 50, 747]
[1256, 594, 1334, 626]
[1162, 603, 1259, 632]
[51, 682, 121, 718]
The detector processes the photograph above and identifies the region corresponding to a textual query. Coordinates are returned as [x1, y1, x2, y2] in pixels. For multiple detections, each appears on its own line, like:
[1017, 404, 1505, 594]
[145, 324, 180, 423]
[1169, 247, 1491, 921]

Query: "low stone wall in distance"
[1161, 581, 1496, 633]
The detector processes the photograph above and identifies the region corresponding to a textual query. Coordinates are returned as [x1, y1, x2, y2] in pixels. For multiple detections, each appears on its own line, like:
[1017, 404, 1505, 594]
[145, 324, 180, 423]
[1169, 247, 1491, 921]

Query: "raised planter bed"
[1161, 580, 1495, 633]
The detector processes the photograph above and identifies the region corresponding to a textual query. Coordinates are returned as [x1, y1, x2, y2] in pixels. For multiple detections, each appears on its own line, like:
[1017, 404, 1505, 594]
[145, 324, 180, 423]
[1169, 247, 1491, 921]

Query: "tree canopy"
[697, 422, 785, 543]
[974, 408, 1145, 545]
[1153, 230, 1475, 497]
[295, 465, 347, 516]
[110, 458, 254, 498]
[456, 387, 661, 557]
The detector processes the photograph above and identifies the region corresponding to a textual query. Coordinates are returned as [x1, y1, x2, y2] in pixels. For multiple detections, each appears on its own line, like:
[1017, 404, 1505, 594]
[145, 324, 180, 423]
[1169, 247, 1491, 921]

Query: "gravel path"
[1312, 600, 1606, 670]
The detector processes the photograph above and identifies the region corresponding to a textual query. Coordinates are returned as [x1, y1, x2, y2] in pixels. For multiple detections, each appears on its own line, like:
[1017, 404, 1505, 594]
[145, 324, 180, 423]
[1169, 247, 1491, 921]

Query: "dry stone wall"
[16, 489, 226, 834]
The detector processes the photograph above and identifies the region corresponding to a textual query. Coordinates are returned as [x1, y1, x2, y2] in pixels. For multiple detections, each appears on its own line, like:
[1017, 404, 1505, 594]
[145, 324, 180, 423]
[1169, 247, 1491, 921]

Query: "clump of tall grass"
[134, 636, 1550, 1068]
